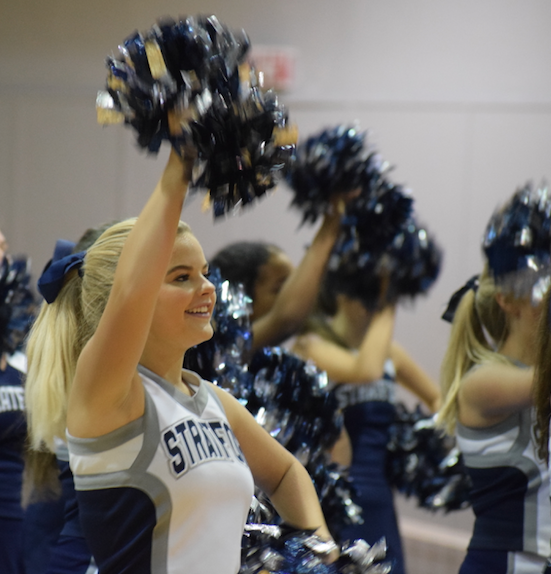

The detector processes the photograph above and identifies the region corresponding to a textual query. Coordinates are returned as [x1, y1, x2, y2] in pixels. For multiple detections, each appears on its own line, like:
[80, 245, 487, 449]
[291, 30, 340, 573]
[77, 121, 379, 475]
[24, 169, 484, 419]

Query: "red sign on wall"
[248, 46, 297, 92]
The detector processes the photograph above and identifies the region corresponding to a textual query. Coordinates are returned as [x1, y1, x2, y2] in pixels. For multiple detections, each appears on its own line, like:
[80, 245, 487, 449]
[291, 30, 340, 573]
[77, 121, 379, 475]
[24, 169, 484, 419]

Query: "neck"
[140, 346, 186, 387]
[498, 324, 537, 367]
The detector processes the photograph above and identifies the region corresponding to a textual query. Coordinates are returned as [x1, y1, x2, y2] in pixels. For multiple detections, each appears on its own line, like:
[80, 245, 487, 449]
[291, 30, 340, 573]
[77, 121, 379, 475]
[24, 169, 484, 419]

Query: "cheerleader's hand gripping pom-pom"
[483, 182, 551, 303]
[97, 15, 297, 217]
[322, 183, 414, 310]
[240, 524, 391, 574]
[287, 125, 388, 225]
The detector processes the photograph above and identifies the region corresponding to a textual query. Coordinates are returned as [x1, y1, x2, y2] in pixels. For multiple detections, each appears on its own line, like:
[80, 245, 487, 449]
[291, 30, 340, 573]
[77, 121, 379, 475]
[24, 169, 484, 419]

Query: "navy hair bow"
[441, 274, 479, 323]
[37, 242, 84, 304]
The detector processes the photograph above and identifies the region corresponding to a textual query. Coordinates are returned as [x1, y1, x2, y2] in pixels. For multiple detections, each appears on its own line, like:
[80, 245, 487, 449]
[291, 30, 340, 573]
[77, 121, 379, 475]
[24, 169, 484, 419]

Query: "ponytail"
[25, 217, 191, 458]
[438, 268, 510, 433]
[25, 271, 84, 451]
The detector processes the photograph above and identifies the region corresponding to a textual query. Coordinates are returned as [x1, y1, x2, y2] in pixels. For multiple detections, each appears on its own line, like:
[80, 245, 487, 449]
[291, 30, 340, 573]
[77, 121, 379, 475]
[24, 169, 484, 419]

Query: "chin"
[193, 326, 215, 346]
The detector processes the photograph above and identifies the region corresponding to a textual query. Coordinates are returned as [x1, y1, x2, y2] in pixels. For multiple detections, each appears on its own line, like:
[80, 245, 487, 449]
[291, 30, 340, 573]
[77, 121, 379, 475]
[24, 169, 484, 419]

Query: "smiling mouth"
[186, 306, 211, 315]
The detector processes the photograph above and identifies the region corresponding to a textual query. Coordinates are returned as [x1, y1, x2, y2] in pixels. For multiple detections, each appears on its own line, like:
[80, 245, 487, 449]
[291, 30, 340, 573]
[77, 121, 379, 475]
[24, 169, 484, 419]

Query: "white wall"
[3, 0, 551, 388]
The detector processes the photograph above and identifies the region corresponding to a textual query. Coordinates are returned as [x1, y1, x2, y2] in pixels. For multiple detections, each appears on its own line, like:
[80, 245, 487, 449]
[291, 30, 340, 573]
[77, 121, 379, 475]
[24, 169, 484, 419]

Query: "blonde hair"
[534, 287, 551, 463]
[25, 218, 191, 453]
[437, 268, 512, 434]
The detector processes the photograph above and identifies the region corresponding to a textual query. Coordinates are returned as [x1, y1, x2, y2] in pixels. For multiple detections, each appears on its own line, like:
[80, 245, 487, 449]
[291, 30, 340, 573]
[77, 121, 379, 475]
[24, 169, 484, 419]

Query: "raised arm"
[68, 150, 192, 437]
[390, 341, 440, 412]
[292, 306, 395, 384]
[251, 209, 341, 351]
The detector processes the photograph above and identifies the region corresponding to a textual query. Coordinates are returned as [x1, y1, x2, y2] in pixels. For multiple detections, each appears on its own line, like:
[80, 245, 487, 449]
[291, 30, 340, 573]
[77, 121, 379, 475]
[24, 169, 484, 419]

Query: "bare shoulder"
[462, 362, 529, 394]
[459, 361, 533, 423]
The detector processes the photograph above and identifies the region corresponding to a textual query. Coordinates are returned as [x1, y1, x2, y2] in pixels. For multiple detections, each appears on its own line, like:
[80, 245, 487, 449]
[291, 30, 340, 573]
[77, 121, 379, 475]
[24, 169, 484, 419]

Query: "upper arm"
[250, 214, 341, 352]
[69, 151, 189, 434]
[458, 363, 534, 425]
[292, 333, 382, 384]
[212, 385, 298, 496]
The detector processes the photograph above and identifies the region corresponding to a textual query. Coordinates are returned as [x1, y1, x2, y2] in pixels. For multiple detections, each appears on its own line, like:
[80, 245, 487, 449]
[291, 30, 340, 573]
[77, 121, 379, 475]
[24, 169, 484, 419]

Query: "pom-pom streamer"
[97, 15, 297, 217]
[483, 182, 551, 303]
[286, 125, 387, 224]
[386, 403, 472, 512]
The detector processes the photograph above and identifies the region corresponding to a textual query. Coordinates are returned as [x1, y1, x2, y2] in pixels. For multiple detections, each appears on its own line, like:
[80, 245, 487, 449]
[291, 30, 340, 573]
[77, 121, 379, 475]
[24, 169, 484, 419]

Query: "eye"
[203, 271, 211, 279]
[175, 274, 190, 282]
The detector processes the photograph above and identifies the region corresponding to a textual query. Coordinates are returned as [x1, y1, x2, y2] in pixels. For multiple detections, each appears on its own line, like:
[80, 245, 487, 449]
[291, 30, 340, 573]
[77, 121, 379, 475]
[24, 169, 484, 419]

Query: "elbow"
[360, 363, 386, 383]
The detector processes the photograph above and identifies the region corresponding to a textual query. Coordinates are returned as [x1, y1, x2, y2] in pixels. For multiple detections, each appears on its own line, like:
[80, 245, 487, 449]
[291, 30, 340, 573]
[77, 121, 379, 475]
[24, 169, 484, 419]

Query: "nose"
[202, 275, 216, 296]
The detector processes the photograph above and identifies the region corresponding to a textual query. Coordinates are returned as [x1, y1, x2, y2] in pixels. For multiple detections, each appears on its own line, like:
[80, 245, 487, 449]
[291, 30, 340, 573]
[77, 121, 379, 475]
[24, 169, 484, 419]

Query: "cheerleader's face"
[149, 232, 216, 352]
[252, 250, 294, 320]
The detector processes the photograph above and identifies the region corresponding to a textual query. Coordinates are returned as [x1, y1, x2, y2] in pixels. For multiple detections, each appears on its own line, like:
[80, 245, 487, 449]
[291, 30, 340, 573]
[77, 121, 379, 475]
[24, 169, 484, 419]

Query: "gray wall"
[3, 0, 551, 388]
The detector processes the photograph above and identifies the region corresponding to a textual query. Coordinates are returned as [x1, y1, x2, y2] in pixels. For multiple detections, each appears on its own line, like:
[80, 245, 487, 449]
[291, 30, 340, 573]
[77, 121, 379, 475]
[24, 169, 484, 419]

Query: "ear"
[494, 292, 520, 317]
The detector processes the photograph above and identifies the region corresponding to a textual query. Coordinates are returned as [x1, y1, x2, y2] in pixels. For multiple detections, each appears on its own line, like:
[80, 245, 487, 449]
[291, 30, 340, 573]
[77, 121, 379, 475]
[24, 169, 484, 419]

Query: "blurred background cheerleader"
[292, 240, 441, 573]
[23, 227, 116, 574]
[0, 229, 36, 574]
[438, 183, 551, 574]
[209, 200, 341, 354]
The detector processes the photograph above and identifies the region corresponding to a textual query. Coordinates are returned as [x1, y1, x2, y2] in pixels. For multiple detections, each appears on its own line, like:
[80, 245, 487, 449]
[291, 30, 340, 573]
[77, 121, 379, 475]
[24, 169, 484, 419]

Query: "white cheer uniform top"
[67, 366, 254, 574]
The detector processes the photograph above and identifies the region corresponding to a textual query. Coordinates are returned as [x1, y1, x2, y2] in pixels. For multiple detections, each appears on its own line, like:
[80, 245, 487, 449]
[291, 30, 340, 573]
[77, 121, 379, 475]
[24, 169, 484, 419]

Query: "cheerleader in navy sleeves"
[438, 183, 551, 574]
[293, 292, 439, 574]
[0, 240, 37, 574]
[0, 350, 26, 574]
[24, 149, 336, 574]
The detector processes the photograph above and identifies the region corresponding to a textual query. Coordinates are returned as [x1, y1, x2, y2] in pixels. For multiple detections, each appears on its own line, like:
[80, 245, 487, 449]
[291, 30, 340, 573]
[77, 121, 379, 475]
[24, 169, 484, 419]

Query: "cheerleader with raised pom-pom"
[438, 183, 551, 574]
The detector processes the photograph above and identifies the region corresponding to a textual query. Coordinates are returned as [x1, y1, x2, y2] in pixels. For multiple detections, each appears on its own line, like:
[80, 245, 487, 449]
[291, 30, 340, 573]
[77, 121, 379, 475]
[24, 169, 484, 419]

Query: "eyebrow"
[167, 263, 209, 275]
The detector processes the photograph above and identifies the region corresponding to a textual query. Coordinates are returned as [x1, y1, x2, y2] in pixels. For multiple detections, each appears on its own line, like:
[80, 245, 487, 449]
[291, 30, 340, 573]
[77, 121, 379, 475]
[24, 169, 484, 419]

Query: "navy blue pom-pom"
[323, 183, 416, 310]
[185, 271, 362, 538]
[240, 524, 391, 573]
[97, 15, 296, 217]
[386, 403, 472, 512]
[385, 218, 442, 302]
[286, 125, 385, 225]
[483, 182, 551, 302]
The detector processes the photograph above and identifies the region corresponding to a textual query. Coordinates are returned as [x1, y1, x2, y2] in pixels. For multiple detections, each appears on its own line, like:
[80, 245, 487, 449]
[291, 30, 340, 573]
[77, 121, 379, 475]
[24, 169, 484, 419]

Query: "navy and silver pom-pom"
[323, 184, 414, 310]
[386, 403, 472, 512]
[184, 266, 252, 387]
[240, 523, 391, 574]
[483, 182, 551, 303]
[385, 218, 442, 303]
[97, 15, 297, 217]
[286, 125, 386, 225]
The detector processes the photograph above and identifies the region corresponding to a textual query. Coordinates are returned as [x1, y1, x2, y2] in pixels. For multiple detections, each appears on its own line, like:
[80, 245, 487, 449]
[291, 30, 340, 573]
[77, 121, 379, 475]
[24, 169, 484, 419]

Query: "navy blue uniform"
[337, 361, 405, 574]
[456, 406, 551, 573]
[0, 354, 26, 574]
